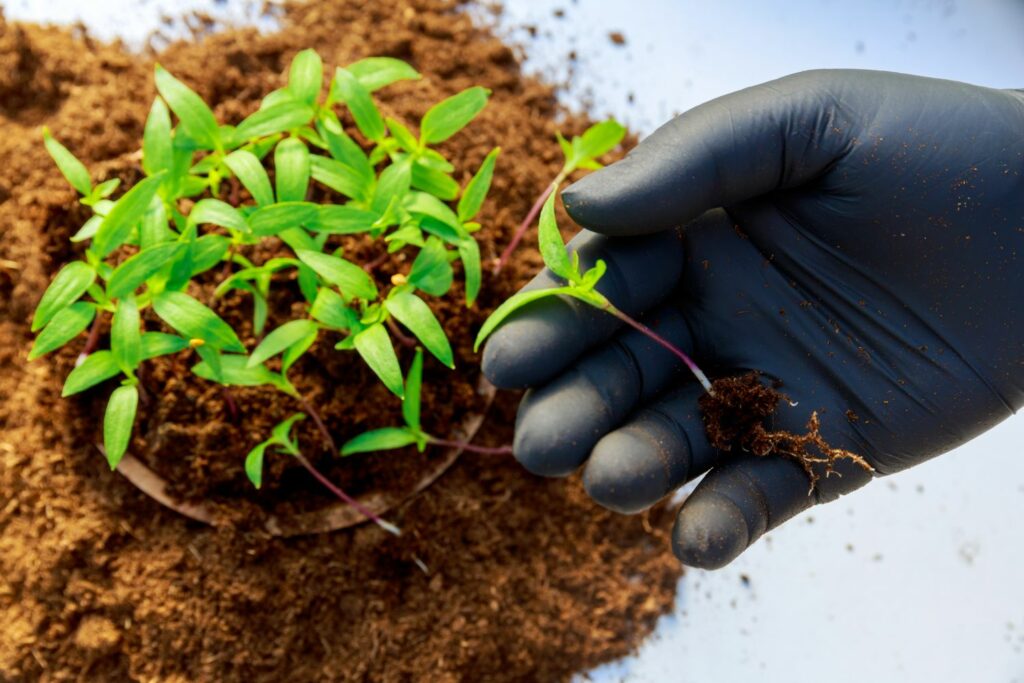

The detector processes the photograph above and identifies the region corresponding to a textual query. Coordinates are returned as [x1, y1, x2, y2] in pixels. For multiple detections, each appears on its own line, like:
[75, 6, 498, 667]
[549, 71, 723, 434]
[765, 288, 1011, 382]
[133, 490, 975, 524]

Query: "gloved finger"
[562, 70, 858, 236]
[512, 305, 695, 477]
[482, 227, 685, 389]
[582, 382, 716, 514]
[671, 397, 875, 569]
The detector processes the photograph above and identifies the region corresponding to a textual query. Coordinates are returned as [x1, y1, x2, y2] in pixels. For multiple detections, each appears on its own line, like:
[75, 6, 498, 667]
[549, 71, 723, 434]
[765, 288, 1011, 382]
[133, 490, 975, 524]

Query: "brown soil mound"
[0, 1, 682, 681]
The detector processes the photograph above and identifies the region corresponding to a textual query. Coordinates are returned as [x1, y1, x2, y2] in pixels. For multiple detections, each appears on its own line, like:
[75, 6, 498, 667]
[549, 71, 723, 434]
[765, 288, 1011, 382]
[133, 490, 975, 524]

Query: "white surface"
[3, 1, 1023, 681]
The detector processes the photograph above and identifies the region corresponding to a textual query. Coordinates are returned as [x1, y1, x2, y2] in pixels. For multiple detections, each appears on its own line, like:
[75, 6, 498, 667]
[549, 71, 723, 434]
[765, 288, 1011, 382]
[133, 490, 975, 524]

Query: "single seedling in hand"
[342, 348, 513, 457]
[476, 192, 714, 394]
[493, 119, 625, 275]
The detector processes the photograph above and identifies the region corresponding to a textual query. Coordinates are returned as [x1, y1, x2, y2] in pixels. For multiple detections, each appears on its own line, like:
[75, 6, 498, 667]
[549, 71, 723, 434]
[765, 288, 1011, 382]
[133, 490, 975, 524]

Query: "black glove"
[482, 70, 1024, 569]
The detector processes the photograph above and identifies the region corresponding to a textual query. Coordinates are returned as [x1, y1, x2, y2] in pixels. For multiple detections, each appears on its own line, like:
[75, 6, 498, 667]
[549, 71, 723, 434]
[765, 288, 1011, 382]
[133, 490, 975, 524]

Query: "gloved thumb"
[562, 69, 857, 236]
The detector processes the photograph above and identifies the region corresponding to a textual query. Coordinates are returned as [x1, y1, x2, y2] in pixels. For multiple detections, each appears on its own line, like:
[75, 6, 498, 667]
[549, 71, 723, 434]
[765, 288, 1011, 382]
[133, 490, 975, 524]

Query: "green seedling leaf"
[81, 178, 122, 208]
[189, 234, 231, 278]
[457, 237, 481, 306]
[332, 67, 385, 142]
[537, 191, 574, 281]
[108, 242, 185, 298]
[71, 215, 104, 243]
[346, 57, 421, 92]
[248, 319, 318, 368]
[317, 111, 374, 182]
[235, 101, 316, 141]
[371, 159, 412, 214]
[139, 198, 173, 249]
[111, 296, 142, 374]
[244, 442, 269, 488]
[420, 86, 489, 144]
[192, 354, 292, 393]
[408, 237, 453, 297]
[341, 427, 418, 456]
[271, 412, 306, 447]
[309, 155, 368, 200]
[385, 292, 453, 368]
[457, 147, 499, 223]
[32, 261, 95, 332]
[142, 97, 173, 176]
[28, 302, 95, 360]
[141, 332, 189, 360]
[224, 150, 274, 206]
[189, 198, 249, 234]
[353, 323, 403, 397]
[275, 137, 310, 203]
[310, 288, 359, 330]
[152, 291, 245, 352]
[386, 118, 419, 153]
[92, 173, 166, 258]
[248, 202, 319, 236]
[405, 192, 461, 232]
[402, 347, 424, 430]
[296, 249, 378, 301]
[194, 344, 224, 383]
[42, 128, 91, 195]
[577, 118, 626, 161]
[281, 326, 318, 373]
[62, 350, 121, 396]
[155, 65, 220, 149]
[104, 384, 138, 470]
[313, 205, 378, 234]
[411, 162, 459, 200]
[287, 48, 323, 105]
[473, 286, 578, 352]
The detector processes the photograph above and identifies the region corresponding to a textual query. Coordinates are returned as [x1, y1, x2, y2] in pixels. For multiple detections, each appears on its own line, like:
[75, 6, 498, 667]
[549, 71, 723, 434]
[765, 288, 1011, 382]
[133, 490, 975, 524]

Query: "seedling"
[477, 192, 713, 393]
[30, 49, 501, 532]
[342, 348, 513, 457]
[492, 119, 625, 275]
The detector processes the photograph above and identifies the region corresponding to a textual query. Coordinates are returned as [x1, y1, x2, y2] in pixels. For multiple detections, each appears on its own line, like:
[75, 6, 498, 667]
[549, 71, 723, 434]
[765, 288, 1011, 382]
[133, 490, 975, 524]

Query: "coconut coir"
[0, 1, 683, 681]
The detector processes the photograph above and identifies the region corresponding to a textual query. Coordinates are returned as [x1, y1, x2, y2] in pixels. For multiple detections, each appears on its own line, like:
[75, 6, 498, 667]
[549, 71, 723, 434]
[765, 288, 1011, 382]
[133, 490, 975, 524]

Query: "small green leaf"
[271, 412, 306, 446]
[244, 442, 268, 489]
[287, 48, 323, 105]
[141, 332, 189, 359]
[142, 97, 173, 176]
[235, 101, 316, 141]
[188, 234, 231, 278]
[385, 292, 453, 368]
[194, 344, 224, 383]
[313, 205, 378, 234]
[280, 228, 320, 255]
[111, 295, 142, 374]
[402, 348, 424, 430]
[354, 323, 403, 398]
[405, 191, 461, 231]
[152, 291, 245, 352]
[275, 137, 310, 203]
[332, 67, 385, 142]
[139, 197, 173, 249]
[192, 354, 290, 391]
[386, 118, 419, 153]
[248, 202, 319, 236]
[577, 119, 626, 161]
[224, 150, 275, 207]
[71, 215, 104, 243]
[104, 384, 138, 470]
[92, 173, 166, 258]
[296, 249, 378, 301]
[411, 162, 459, 200]
[248, 319, 318, 368]
[372, 159, 412, 214]
[28, 302, 95, 360]
[408, 237, 454, 297]
[282, 326, 317, 374]
[457, 237, 481, 306]
[155, 65, 220, 149]
[346, 57, 421, 92]
[317, 112, 374, 182]
[108, 242, 185, 299]
[189, 198, 249, 234]
[310, 288, 359, 330]
[43, 128, 91, 195]
[62, 350, 121, 397]
[538, 191, 574, 281]
[420, 86, 489, 144]
[309, 155, 368, 200]
[32, 261, 95, 332]
[473, 286, 578, 352]
[457, 147, 499, 223]
[341, 427, 418, 456]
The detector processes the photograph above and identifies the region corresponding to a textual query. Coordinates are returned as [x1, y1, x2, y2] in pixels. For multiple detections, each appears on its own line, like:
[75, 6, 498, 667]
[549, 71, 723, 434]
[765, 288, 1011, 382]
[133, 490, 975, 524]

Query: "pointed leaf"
[62, 350, 121, 397]
[189, 198, 248, 234]
[271, 413, 307, 445]
[236, 101, 316, 141]
[111, 295, 142, 374]
[275, 137, 310, 203]
[457, 237, 481, 306]
[43, 128, 91, 195]
[155, 65, 220, 149]
[248, 202, 319, 236]
[341, 427, 418, 456]
[152, 291, 244, 352]
[192, 354, 290, 391]
[28, 302, 95, 360]
[244, 442, 268, 489]
[577, 119, 626, 161]
[310, 288, 359, 330]
[32, 261, 95, 332]
[354, 323, 403, 397]
[346, 57, 421, 92]
[538, 191, 574, 281]
[402, 348, 424, 430]
[143, 97, 173, 176]
[420, 86, 489, 144]
[385, 292, 453, 368]
[248, 319, 318, 367]
[332, 67, 385, 142]
[457, 147, 499, 222]
[104, 384, 138, 469]
[309, 155, 367, 200]
[371, 159, 411, 214]
[92, 173, 166, 258]
[313, 205, 378, 234]
[224, 150, 274, 206]
[408, 237, 453, 296]
[288, 48, 323, 104]
[296, 249, 378, 301]
[141, 332, 189, 360]
[473, 286, 578, 352]
[108, 243, 185, 299]
[411, 162, 459, 200]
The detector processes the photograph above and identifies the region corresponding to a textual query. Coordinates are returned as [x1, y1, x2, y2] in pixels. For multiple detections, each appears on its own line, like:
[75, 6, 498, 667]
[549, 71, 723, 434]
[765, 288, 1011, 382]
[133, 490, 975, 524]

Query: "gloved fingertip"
[480, 331, 530, 390]
[583, 429, 673, 515]
[671, 492, 750, 569]
[562, 160, 645, 236]
[512, 383, 608, 478]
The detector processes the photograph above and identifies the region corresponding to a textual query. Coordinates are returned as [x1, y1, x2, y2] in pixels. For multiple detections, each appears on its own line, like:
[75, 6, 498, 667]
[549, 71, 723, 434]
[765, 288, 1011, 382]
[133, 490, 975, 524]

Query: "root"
[699, 373, 873, 493]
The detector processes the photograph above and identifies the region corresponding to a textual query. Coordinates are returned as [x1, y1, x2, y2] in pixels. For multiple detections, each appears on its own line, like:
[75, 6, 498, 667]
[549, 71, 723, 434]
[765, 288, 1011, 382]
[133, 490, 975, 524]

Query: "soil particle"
[0, 1, 681, 681]
[608, 31, 627, 46]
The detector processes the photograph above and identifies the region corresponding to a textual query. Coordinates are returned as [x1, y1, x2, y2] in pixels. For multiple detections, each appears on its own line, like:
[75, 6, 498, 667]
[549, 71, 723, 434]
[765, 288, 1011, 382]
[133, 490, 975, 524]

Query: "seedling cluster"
[31, 49, 501, 533]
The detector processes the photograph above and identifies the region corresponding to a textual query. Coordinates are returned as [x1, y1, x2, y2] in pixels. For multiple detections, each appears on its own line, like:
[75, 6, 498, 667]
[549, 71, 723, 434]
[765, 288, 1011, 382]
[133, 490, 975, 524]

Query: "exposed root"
[699, 372, 874, 493]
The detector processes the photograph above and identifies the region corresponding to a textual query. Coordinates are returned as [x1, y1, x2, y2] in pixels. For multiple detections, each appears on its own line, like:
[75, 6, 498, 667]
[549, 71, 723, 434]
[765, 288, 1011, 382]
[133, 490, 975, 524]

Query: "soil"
[0, 1, 681, 681]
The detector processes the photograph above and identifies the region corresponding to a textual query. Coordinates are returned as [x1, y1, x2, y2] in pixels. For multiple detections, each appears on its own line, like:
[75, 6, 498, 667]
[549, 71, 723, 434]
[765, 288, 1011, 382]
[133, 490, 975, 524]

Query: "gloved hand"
[481, 70, 1024, 569]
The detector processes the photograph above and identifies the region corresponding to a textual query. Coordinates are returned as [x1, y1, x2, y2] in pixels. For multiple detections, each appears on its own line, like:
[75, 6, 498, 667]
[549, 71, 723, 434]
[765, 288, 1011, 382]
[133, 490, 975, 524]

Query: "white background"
[3, 1, 1023, 681]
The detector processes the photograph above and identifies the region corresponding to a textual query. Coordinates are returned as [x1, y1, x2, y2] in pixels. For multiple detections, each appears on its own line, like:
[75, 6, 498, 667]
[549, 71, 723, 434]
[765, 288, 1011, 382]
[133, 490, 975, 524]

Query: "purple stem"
[427, 436, 513, 456]
[602, 304, 714, 395]
[386, 318, 417, 348]
[77, 313, 104, 364]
